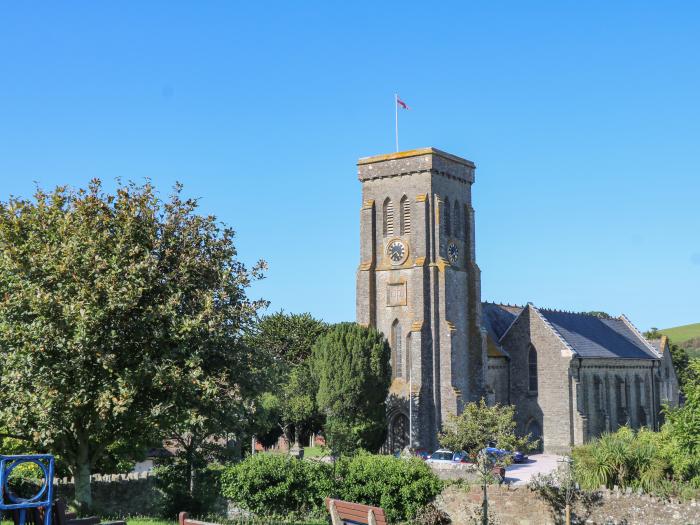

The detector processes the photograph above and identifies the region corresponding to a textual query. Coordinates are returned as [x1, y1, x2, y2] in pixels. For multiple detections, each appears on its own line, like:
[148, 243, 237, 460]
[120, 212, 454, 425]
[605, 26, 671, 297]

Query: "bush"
[335, 452, 443, 522]
[572, 426, 700, 499]
[221, 454, 333, 518]
[220, 452, 443, 522]
[154, 460, 225, 518]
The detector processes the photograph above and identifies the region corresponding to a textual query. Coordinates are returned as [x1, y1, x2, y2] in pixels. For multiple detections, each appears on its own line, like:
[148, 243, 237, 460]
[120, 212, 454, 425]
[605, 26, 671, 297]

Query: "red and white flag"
[396, 96, 409, 110]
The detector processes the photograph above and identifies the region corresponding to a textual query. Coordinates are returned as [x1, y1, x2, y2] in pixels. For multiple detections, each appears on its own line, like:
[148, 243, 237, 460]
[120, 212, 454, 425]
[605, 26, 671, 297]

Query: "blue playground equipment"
[0, 454, 55, 525]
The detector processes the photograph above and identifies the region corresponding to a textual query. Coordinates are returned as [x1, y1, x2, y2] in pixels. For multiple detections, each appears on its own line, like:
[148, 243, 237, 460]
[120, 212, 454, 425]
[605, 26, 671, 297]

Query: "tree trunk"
[73, 443, 93, 512]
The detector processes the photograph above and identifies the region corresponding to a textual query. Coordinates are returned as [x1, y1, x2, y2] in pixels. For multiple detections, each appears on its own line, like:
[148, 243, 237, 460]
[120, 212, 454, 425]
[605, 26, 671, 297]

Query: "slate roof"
[481, 302, 659, 360]
[481, 302, 523, 342]
[481, 302, 523, 357]
[536, 309, 659, 359]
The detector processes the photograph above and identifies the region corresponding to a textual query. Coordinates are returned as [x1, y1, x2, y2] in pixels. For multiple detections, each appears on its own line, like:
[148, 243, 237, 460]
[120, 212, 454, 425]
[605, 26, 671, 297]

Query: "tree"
[664, 360, 700, 479]
[668, 343, 700, 392]
[439, 399, 536, 458]
[246, 312, 328, 449]
[247, 311, 328, 367]
[0, 180, 267, 509]
[312, 323, 391, 455]
[644, 327, 661, 339]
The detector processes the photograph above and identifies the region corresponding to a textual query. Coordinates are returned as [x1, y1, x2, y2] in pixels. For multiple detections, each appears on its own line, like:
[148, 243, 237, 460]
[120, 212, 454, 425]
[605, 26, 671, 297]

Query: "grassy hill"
[661, 322, 700, 358]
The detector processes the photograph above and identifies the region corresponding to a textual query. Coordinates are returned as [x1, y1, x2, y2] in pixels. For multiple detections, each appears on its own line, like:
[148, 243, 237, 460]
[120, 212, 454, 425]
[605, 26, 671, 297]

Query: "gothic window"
[453, 200, 461, 239]
[443, 197, 451, 237]
[594, 376, 605, 411]
[618, 378, 627, 408]
[400, 195, 411, 235]
[392, 320, 403, 379]
[528, 345, 538, 393]
[383, 198, 394, 237]
[464, 204, 470, 244]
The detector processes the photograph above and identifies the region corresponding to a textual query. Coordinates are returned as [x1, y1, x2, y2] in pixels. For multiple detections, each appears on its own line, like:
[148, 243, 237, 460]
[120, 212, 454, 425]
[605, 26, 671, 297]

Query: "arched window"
[464, 204, 470, 244]
[528, 345, 538, 393]
[400, 195, 411, 235]
[392, 320, 402, 379]
[453, 200, 461, 239]
[443, 197, 451, 237]
[383, 198, 394, 236]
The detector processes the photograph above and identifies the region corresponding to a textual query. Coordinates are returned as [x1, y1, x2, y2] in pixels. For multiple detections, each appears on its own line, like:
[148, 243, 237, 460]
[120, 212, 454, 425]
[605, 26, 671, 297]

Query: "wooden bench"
[325, 498, 388, 525]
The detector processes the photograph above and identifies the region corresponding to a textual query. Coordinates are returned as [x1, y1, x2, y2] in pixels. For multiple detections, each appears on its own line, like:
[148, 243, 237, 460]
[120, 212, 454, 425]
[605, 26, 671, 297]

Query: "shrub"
[220, 454, 333, 518]
[221, 452, 442, 522]
[154, 460, 225, 518]
[439, 399, 537, 458]
[335, 452, 443, 522]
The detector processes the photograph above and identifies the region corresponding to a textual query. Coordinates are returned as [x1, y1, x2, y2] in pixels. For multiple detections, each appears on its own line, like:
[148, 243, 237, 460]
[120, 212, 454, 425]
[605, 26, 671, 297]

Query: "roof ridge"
[619, 314, 662, 358]
[529, 304, 578, 357]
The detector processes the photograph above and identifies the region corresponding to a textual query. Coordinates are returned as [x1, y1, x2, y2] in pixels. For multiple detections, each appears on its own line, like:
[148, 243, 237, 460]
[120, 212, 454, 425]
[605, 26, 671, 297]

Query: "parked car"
[426, 449, 470, 464]
[483, 446, 527, 464]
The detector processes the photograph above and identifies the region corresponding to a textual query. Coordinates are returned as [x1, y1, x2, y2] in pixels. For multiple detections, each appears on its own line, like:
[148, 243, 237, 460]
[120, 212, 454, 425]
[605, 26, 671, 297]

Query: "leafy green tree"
[668, 343, 700, 392]
[247, 311, 328, 367]
[0, 180, 266, 509]
[246, 312, 328, 448]
[312, 323, 391, 455]
[664, 360, 700, 479]
[644, 327, 661, 339]
[438, 399, 536, 458]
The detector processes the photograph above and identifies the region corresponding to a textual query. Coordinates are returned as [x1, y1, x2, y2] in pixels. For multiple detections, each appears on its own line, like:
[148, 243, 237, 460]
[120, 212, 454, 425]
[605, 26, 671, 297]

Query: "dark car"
[484, 446, 527, 464]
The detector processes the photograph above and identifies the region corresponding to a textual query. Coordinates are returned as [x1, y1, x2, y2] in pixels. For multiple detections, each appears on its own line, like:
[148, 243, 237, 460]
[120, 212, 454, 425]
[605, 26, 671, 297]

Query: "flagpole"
[394, 93, 399, 152]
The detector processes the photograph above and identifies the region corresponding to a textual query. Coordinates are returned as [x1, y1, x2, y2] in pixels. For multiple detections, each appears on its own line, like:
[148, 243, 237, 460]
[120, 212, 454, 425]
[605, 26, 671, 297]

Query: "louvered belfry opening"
[383, 197, 394, 236]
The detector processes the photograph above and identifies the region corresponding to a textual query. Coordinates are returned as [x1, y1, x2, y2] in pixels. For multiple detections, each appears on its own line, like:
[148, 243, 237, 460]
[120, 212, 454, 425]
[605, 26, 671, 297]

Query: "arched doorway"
[526, 418, 543, 452]
[389, 413, 409, 453]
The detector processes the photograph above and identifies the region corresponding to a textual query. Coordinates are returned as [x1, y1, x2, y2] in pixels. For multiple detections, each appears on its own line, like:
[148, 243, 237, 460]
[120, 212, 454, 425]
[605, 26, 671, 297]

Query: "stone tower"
[356, 148, 486, 452]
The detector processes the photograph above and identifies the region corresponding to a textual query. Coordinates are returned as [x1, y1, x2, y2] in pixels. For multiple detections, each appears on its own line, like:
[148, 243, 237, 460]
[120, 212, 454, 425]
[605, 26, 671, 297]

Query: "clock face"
[448, 242, 459, 263]
[387, 239, 408, 265]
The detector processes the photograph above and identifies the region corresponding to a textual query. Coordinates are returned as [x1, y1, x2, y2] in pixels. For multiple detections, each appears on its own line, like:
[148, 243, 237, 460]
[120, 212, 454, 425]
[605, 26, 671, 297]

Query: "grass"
[660, 322, 700, 357]
[302, 446, 327, 458]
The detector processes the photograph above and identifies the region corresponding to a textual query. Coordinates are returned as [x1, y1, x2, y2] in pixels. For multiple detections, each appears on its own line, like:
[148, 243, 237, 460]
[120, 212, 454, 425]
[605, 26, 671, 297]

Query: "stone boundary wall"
[438, 484, 700, 525]
[54, 472, 163, 516]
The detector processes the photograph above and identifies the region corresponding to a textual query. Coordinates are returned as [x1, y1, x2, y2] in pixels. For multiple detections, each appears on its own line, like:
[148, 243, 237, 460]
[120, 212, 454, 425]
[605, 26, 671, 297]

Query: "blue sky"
[1, 1, 698, 331]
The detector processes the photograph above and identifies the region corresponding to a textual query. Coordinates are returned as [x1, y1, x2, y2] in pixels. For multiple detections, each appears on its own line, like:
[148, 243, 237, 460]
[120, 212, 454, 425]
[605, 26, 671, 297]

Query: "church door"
[389, 413, 410, 453]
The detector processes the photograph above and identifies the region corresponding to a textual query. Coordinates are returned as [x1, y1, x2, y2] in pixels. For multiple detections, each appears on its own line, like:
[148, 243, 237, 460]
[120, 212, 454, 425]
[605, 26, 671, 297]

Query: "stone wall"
[438, 484, 700, 525]
[54, 472, 164, 516]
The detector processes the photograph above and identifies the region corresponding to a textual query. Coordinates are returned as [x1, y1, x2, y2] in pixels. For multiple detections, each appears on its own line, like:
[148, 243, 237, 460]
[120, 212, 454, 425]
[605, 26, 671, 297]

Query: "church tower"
[356, 148, 486, 452]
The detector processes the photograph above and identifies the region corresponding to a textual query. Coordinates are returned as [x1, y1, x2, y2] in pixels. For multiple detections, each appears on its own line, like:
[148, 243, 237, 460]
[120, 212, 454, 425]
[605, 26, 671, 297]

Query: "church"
[355, 147, 680, 455]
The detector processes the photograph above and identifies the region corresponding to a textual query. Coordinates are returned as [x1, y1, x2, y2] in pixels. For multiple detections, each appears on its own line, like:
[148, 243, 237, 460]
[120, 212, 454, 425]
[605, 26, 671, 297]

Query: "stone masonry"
[356, 148, 486, 452]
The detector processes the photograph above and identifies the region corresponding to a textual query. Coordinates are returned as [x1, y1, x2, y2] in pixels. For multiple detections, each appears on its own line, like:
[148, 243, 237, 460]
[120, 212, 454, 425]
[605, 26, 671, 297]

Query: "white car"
[426, 449, 459, 464]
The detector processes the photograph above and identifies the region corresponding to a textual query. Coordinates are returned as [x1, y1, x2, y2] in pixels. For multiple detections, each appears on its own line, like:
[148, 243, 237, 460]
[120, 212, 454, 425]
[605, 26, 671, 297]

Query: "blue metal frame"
[0, 454, 55, 525]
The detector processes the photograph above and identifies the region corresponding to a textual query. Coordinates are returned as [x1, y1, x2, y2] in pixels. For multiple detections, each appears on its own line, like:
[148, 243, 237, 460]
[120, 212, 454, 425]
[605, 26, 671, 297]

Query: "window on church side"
[618, 378, 627, 408]
[464, 204, 470, 244]
[443, 197, 451, 237]
[383, 198, 394, 236]
[400, 195, 411, 235]
[392, 320, 402, 379]
[453, 200, 461, 239]
[528, 345, 538, 393]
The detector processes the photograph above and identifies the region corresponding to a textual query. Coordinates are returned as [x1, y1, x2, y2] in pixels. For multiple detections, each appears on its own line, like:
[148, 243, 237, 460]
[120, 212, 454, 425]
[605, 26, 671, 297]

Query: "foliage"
[668, 343, 700, 392]
[220, 453, 333, 518]
[664, 359, 700, 479]
[572, 423, 700, 498]
[247, 311, 328, 367]
[335, 452, 443, 522]
[153, 459, 225, 518]
[438, 399, 537, 459]
[221, 452, 442, 522]
[0, 180, 267, 509]
[247, 312, 327, 448]
[311, 323, 391, 455]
